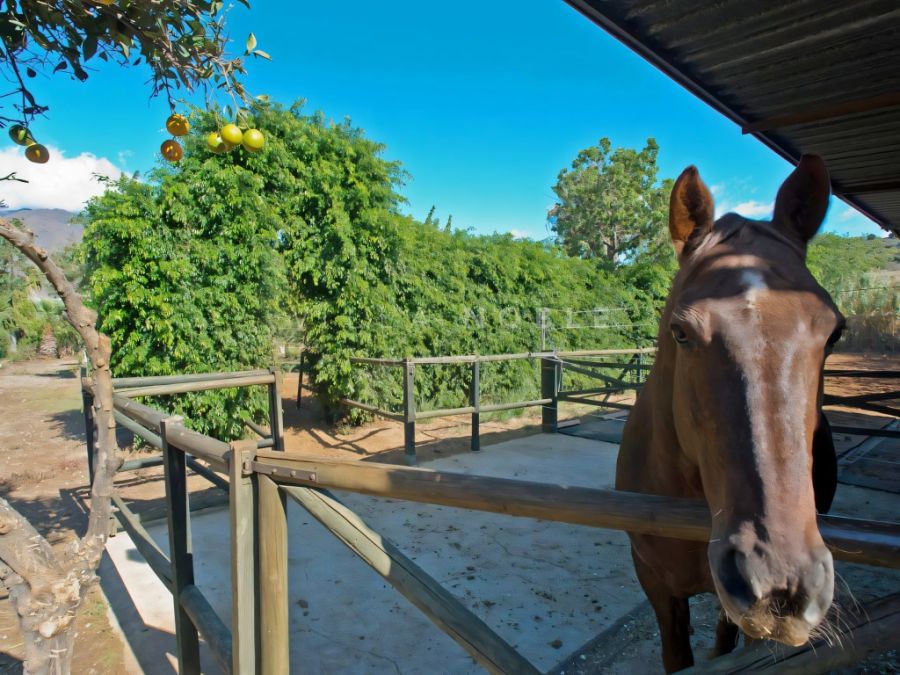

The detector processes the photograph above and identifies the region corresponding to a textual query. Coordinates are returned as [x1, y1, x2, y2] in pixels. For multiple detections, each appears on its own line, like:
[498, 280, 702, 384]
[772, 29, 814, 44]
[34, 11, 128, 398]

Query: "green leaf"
[252, 49, 271, 60]
[245, 32, 257, 53]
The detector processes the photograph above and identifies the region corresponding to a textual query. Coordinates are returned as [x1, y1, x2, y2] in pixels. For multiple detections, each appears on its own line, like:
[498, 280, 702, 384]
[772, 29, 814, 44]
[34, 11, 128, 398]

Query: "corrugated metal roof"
[566, 0, 900, 235]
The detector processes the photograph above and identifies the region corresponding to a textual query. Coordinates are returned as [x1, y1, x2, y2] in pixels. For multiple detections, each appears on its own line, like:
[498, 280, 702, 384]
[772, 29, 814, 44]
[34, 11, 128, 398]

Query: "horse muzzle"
[709, 540, 834, 646]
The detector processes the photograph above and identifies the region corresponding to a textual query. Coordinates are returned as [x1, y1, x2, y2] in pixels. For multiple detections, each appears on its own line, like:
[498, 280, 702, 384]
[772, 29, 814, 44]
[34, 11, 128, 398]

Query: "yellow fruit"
[25, 143, 49, 164]
[161, 139, 183, 162]
[8, 124, 33, 146]
[241, 128, 265, 152]
[166, 114, 190, 137]
[206, 132, 228, 154]
[220, 123, 243, 146]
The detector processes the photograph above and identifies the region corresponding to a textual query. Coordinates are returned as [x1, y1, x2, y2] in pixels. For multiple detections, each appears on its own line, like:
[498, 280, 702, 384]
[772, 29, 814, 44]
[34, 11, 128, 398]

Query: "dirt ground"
[0, 353, 897, 673]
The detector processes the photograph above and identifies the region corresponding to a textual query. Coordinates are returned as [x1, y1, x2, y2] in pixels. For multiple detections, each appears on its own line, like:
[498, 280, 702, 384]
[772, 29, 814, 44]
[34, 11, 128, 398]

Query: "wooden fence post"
[296, 350, 304, 410]
[268, 366, 285, 452]
[161, 416, 201, 675]
[470, 361, 480, 452]
[541, 357, 559, 433]
[258, 474, 289, 675]
[402, 358, 416, 465]
[81, 372, 95, 484]
[230, 439, 260, 674]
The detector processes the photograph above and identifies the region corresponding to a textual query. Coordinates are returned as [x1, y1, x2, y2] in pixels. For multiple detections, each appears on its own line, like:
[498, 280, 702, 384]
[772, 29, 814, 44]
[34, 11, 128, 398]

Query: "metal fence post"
[470, 360, 480, 452]
[258, 474, 289, 674]
[161, 416, 201, 675]
[402, 358, 416, 465]
[230, 439, 260, 674]
[268, 366, 285, 452]
[541, 356, 559, 433]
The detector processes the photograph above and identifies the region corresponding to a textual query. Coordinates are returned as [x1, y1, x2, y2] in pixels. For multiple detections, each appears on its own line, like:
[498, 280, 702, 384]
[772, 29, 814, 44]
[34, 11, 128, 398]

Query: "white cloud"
[510, 229, 531, 239]
[732, 200, 773, 219]
[1, 145, 125, 212]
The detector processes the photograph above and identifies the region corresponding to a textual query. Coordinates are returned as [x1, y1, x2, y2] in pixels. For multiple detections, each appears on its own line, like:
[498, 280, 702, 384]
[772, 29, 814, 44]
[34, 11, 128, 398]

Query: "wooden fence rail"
[332, 349, 654, 463]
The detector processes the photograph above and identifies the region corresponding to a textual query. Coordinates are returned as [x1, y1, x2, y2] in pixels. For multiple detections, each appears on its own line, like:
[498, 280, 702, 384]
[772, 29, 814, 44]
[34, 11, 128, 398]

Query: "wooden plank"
[113, 409, 163, 449]
[742, 91, 900, 133]
[479, 398, 552, 413]
[283, 486, 540, 675]
[186, 456, 229, 492]
[180, 584, 233, 674]
[824, 369, 900, 379]
[415, 405, 476, 421]
[81, 381, 95, 484]
[116, 373, 275, 399]
[408, 347, 656, 365]
[163, 424, 230, 471]
[112, 369, 271, 388]
[833, 180, 900, 196]
[339, 398, 405, 422]
[120, 455, 164, 472]
[267, 367, 285, 452]
[541, 357, 559, 433]
[681, 592, 900, 673]
[161, 417, 202, 674]
[403, 359, 416, 465]
[349, 356, 406, 366]
[471, 361, 480, 452]
[245, 419, 270, 438]
[230, 440, 259, 675]
[251, 453, 900, 569]
[113, 394, 168, 433]
[830, 425, 900, 439]
[258, 475, 289, 675]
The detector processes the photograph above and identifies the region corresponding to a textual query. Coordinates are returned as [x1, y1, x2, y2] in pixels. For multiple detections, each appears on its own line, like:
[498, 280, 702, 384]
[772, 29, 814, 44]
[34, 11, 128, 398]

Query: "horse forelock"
[682, 213, 806, 271]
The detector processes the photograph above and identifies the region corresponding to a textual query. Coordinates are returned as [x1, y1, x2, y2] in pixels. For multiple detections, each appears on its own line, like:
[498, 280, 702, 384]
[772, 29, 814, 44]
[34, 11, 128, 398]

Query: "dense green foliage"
[807, 233, 898, 351]
[0, 238, 80, 359]
[81, 137, 285, 438]
[79, 103, 664, 431]
[549, 138, 672, 267]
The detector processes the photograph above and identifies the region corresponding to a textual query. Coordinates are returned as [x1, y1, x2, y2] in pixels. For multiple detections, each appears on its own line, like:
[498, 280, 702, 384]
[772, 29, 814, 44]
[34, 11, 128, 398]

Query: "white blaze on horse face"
[730, 268, 811, 506]
[740, 270, 767, 309]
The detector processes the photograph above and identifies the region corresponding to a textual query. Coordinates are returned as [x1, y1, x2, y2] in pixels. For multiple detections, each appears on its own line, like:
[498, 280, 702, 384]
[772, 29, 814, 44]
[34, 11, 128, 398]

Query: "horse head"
[663, 155, 841, 646]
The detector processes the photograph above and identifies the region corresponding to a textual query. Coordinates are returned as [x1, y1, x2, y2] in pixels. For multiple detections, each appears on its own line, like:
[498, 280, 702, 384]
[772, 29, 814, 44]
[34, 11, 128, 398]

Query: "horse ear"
[773, 155, 830, 243]
[669, 166, 715, 260]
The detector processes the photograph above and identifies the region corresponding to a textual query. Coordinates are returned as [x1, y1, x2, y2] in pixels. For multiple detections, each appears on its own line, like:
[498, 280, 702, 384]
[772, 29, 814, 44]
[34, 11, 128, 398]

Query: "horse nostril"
[716, 548, 760, 611]
[801, 550, 834, 626]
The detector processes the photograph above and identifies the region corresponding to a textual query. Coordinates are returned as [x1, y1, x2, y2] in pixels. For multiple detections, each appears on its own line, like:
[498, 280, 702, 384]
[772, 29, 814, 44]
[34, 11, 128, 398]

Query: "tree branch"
[0, 217, 120, 669]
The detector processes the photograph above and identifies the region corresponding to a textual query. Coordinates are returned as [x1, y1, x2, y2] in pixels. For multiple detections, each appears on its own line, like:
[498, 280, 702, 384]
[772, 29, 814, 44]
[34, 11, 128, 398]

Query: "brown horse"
[617, 155, 843, 672]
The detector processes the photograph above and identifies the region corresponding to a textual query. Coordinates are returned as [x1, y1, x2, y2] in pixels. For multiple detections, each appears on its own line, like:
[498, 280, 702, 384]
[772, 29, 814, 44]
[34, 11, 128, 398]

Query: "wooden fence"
[297, 348, 655, 464]
[82, 360, 900, 674]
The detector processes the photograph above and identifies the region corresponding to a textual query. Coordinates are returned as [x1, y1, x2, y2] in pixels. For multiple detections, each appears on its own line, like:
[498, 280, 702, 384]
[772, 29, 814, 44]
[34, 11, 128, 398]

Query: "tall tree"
[0, 3, 262, 672]
[548, 138, 671, 267]
[0, 0, 264, 129]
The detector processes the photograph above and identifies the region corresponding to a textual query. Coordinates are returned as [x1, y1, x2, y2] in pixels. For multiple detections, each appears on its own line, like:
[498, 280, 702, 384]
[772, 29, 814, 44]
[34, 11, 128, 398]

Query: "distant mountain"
[0, 208, 81, 251]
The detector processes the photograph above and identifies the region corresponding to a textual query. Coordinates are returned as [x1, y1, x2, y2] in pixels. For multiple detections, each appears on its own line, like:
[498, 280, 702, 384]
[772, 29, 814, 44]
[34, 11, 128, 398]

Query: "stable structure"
[565, 0, 900, 235]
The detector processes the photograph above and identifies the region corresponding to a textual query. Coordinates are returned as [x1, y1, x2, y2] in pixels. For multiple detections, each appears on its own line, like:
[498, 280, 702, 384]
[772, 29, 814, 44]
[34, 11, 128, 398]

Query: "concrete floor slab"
[102, 433, 642, 674]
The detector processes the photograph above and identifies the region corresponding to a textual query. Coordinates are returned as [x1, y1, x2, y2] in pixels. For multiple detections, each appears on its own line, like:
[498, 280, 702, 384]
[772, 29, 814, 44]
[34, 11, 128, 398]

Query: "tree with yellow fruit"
[0, 2, 269, 673]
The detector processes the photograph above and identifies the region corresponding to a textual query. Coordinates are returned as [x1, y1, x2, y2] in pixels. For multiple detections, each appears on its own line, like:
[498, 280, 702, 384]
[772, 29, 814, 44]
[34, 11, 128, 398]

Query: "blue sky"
[4, 0, 881, 237]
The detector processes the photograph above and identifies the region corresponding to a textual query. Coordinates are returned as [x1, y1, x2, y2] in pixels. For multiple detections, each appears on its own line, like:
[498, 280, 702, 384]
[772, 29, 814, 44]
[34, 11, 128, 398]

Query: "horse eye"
[671, 325, 689, 345]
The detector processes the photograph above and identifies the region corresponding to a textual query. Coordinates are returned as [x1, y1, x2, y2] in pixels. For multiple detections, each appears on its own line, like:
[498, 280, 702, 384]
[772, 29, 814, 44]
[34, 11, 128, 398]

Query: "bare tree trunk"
[0, 218, 119, 674]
